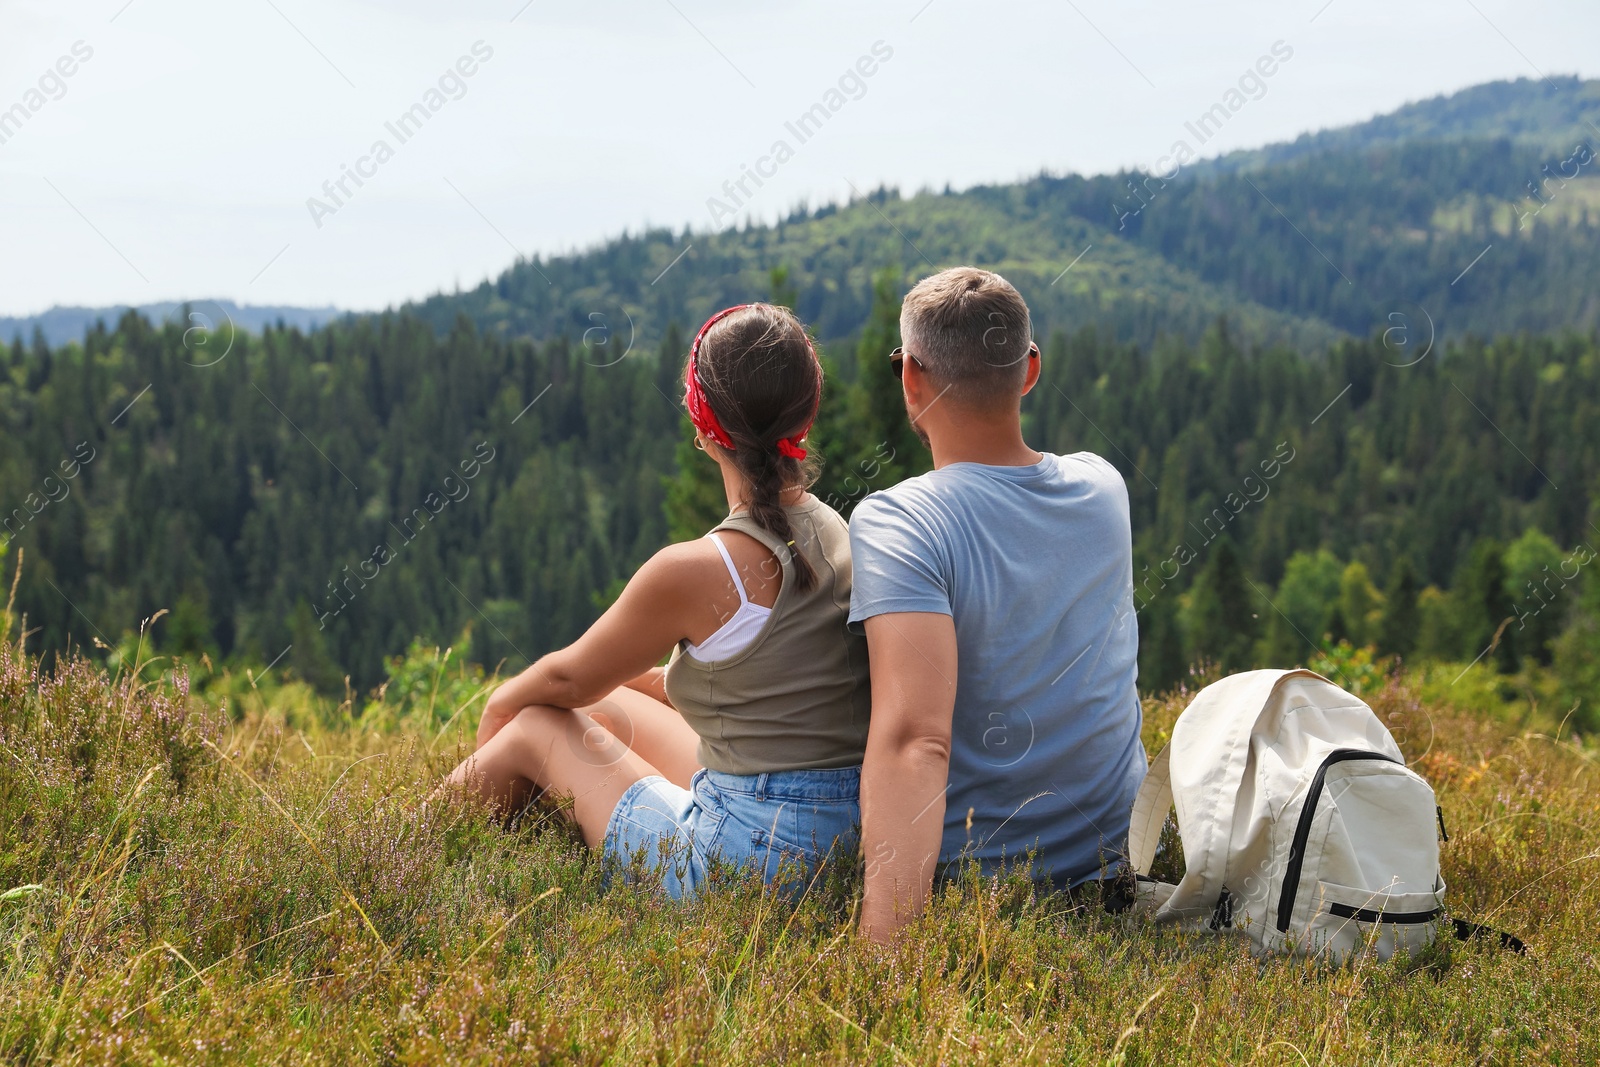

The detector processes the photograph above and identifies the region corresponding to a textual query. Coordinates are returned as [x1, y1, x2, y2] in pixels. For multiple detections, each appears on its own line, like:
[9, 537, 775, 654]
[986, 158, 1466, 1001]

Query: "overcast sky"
[1, 0, 1595, 317]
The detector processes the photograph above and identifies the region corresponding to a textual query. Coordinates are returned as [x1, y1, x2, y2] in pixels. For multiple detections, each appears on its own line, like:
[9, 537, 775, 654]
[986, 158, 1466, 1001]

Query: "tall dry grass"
[0, 630, 1595, 1064]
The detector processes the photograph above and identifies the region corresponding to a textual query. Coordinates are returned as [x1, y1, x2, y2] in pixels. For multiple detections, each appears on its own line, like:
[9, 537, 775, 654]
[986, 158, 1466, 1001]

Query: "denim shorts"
[602, 765, 861, 899]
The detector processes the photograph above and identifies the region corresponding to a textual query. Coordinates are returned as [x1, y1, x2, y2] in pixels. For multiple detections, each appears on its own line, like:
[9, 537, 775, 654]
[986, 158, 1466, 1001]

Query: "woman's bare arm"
[476, 542, 712, 748]
[621, 666, 671, 705]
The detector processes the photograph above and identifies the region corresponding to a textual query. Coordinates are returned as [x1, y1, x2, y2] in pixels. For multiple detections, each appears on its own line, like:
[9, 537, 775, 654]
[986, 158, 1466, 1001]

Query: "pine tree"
[664, 422, 729, 542]
[166, 582, 217, 658]
[25, 327, 51, 390]
[1553, 547, 1600, 733]
[1456, 540, 1518, 673]
[1376, 558, 1421, 658]
[1484, 544, 1519, 674]
[1263, 549, 1343, 661]
[1137, 593, 1186, 693]
[843, 267, 925, 496]
[1185, 538, 1261, 673]
[768, 264, 799, 311]
[1503, 527, 1567, 665]
[855, 269, 912, 451]
[1337, 561, 1384, 648]
[661, 323, 727, 542]
[1552, 486, 1600, 728]
[654, 322, 684, 422]
[289, 599, 345, 695]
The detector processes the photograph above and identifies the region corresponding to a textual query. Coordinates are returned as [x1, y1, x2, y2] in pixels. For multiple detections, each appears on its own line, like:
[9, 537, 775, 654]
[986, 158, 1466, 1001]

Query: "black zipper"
[1329, 901, 1440, 924]
[1275, 748, 1401, 933]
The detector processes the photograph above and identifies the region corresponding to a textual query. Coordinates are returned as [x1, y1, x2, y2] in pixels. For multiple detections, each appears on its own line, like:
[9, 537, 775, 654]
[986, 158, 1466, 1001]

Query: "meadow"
[1, 613, 1595, 1067]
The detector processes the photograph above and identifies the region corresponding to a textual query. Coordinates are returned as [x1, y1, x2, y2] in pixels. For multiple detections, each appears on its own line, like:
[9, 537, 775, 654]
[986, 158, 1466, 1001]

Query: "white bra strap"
[706, 533, 749, 606]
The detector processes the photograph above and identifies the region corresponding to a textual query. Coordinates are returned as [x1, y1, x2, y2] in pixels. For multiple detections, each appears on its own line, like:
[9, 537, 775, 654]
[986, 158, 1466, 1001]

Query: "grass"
[1, 633, 1596, 1065]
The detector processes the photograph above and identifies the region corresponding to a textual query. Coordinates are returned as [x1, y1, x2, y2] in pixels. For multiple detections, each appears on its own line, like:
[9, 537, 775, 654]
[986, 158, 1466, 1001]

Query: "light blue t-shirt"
[848, 451, 1146, 885]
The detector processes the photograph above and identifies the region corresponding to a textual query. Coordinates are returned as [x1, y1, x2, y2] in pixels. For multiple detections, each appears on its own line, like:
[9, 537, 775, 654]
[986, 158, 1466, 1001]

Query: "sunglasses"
[888, 346, 923, 380]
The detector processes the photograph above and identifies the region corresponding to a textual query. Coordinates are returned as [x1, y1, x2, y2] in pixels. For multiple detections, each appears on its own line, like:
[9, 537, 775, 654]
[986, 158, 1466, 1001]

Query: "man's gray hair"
[899, 267, 1032, 408]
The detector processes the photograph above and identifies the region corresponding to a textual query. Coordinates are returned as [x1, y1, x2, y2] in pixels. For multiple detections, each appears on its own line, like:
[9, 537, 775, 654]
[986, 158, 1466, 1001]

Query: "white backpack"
[1125, 669, 1447, 962]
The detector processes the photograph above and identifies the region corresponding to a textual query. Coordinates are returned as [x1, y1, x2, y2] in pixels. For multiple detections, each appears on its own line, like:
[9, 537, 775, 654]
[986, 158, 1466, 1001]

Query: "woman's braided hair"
[690, 303, 823, 591]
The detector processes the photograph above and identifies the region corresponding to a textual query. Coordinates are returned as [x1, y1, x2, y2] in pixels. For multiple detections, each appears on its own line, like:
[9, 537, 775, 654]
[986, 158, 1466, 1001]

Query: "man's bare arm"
[858, 611, 958, 942]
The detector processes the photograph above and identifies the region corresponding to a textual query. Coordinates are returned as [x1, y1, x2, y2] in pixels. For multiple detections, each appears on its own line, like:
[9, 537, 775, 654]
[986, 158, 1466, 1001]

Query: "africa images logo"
[705, 41, 895, 227]
[305, 42, 495, 228]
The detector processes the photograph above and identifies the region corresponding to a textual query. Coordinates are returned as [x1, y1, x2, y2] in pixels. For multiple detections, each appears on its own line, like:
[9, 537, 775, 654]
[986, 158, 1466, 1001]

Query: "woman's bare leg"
[583, 687, 703, 789]
[443, 702, 661, 848]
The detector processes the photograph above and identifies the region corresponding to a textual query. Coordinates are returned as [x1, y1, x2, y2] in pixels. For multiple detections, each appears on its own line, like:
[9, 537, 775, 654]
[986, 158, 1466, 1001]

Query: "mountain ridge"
[1192, 74, 1600, 176]
[8, 77, 1595, 356]
[404, 75, 1600, 362]
[0, 301, 346, 349]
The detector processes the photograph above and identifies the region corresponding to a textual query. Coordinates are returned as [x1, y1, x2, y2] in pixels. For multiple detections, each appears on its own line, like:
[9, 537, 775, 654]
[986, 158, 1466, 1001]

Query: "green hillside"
[410, 78, 1600, 359]
[408, 189, 1345, 370]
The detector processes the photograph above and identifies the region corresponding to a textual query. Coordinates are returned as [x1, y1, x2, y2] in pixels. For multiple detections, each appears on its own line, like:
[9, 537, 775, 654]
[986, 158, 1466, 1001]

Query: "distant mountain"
[1197, 76, 1600, 176]
[1, 301, 344, 348]
[408, 77, 1600, 363]
[10, 78, 1596, 361]
[407, 190, 1348, 369]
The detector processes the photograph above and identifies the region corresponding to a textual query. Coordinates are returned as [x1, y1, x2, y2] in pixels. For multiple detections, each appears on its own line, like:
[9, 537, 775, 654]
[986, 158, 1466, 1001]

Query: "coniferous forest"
[5, 76, 1600, 724]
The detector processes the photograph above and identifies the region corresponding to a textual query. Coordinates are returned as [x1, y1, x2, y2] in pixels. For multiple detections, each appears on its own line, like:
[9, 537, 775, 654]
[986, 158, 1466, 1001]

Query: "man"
[849, 266, 1146, 941]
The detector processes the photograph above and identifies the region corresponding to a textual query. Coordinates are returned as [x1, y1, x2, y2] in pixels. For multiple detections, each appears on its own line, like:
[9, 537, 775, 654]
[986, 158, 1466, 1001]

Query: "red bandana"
[685, 305, 821, 460]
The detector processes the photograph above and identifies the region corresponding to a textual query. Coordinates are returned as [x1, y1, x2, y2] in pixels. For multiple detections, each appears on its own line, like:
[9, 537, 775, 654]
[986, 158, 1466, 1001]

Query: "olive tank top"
[663, 497, 871, 775]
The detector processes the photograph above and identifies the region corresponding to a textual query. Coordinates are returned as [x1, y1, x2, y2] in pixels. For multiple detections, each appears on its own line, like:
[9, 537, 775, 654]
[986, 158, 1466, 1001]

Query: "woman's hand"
[476, 687, 525, 750]
[475, 661, 573, 750]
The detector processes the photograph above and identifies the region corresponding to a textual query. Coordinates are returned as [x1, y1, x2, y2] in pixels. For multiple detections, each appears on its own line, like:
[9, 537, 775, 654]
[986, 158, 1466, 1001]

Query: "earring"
[694, 436, 707, 451]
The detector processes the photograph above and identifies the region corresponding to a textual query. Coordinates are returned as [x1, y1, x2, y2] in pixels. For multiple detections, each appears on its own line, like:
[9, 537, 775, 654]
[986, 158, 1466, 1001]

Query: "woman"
[443, 303, 870, 897]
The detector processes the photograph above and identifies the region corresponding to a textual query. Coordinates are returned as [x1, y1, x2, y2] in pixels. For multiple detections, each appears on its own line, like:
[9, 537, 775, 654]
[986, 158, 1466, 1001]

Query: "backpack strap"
[1127, 742, 1172, 875]
[1451, 918, 1528, 955]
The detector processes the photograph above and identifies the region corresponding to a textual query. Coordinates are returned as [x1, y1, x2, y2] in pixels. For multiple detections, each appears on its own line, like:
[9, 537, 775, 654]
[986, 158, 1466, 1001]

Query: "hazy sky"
[1, 0, 1595, 316]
